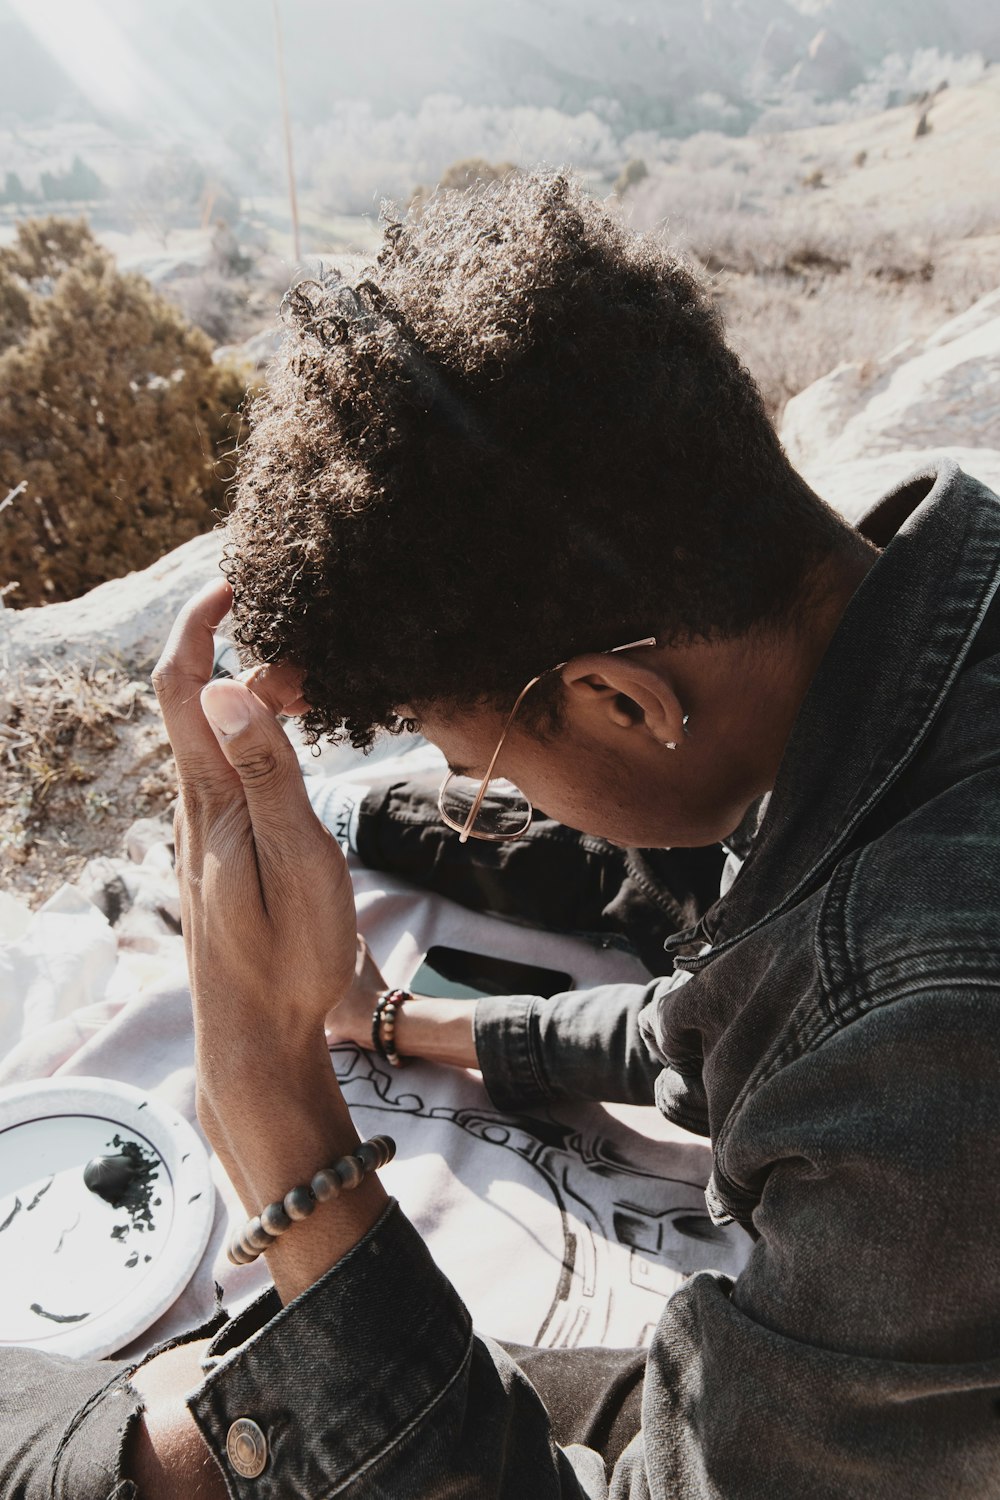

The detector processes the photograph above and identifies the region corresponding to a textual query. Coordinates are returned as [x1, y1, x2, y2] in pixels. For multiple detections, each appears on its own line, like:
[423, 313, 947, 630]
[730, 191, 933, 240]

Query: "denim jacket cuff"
[473, 993, 552, 1110]
[187, 1199, 473, 1497]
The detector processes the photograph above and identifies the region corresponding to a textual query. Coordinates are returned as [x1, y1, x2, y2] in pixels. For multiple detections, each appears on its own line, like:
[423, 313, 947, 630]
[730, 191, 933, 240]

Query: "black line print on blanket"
[330, 1046, 751, 1350]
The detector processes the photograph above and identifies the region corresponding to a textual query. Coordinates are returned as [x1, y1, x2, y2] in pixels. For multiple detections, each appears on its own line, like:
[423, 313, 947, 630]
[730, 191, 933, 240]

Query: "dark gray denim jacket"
[188, 461, 1000, 1497]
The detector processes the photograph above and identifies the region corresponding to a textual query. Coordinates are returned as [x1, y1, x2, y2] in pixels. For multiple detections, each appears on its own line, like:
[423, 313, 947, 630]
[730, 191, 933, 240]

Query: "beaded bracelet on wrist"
[370, 995, 387, 1059]
[372, 988, 410, 1067]
[226, 1133, 396, 1266]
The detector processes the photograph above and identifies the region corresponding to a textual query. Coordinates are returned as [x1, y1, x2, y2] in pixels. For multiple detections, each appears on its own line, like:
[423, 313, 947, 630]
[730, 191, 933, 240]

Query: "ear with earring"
[663, 713, 690, 750]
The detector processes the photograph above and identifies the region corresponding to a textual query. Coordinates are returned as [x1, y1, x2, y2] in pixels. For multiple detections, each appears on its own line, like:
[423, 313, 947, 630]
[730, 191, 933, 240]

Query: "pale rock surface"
[781, 286, 1000, 474]
[781, 286, 1000, 522]
[0, 530, 224, 673]
[0, 522, 408, 780]
[213, 326, 285, 375]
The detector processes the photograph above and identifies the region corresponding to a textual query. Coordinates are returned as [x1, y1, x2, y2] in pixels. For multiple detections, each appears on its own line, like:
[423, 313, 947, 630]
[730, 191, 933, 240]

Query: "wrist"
[195, 1032, 387, 1303]
[195, 1022, 337, 1162]
[372, 988, 409, 1067]
[197, 1016, 329, 1095]
[394, 996, 479, 1070]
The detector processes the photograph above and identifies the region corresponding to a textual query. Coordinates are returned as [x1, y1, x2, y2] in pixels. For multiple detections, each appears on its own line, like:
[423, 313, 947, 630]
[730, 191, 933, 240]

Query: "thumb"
[200, 678, 312, 834]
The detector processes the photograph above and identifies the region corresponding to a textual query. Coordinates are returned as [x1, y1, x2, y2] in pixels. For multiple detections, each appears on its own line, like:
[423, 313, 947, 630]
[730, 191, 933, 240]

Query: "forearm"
[394, 995, 479, 1068]
[135, 1028, 612, 1500]
[347, 982, 665, 1110]
[198, 1023, 387, 1306]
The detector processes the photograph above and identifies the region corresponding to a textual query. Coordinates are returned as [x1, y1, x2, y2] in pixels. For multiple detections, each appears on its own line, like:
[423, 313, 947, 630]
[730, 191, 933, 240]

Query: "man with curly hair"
[7, 170, 1000, 1498]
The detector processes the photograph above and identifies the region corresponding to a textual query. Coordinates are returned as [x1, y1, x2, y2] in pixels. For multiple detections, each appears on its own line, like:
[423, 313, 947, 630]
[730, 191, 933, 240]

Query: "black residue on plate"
[53, 1213, 80, 1254]
[26, 1177, 54, 1212]
[125, 1250, 139, 1268]
[100, 1134, 162, 1241]
[0, 1196, 22, 1233]
[137, 1102, 148, 1110]
[30, 1303, 89, 1324]
[188, 1193, 202, 1204]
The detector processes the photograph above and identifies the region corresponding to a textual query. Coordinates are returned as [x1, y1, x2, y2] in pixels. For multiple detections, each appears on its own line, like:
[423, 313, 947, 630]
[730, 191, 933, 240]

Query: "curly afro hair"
[224, 170, 845, 749]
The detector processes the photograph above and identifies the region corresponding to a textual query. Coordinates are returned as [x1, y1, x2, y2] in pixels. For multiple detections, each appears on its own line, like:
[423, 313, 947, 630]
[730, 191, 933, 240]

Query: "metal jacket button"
[227, 1418, 268, 1479]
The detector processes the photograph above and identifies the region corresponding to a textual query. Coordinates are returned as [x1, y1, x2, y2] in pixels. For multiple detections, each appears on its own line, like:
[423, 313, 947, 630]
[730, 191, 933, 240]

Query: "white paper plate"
[0, 1076, 214, 1360]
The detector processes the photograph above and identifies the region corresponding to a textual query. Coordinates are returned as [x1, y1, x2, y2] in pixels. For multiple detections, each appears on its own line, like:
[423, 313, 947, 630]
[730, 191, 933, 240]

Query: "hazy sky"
[1, 0, 996, 146]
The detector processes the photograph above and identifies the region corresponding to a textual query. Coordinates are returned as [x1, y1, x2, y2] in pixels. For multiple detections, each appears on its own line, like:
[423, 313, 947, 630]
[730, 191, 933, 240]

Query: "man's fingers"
[155, 577, 233, 695]
[200, 679, 319, 851]
[240, 661, 312, 718]
[280, 694, 312, 716]
[152, 578, 236, 788]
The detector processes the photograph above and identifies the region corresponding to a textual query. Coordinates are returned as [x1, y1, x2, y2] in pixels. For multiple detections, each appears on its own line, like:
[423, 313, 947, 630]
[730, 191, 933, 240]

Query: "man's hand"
[152, 578, 358, 1084]
[324, 935, 388, 1049]
[152, 577, 387, 1307]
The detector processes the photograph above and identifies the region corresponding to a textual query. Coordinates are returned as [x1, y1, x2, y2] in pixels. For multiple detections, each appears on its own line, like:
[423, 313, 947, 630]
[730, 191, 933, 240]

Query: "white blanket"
[0, 742, 750, 1362]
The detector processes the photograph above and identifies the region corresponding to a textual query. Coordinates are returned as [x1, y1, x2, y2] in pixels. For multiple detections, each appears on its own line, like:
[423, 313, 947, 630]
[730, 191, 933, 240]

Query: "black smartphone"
[408, 944, 574, 1001]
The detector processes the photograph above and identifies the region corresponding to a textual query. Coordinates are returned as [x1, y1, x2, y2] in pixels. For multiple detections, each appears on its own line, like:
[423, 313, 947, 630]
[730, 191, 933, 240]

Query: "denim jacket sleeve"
[473, 979, 670, 1110]
[188, 1199, 624, 1499]
[189, 981, 1000, 1500]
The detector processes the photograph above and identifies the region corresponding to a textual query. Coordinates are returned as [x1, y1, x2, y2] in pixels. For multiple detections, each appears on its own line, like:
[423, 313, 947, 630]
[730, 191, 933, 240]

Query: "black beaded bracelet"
[226, 1134, 396, 1266]
[372, 988, 410, 1067]
[370, 995, 387, 1059]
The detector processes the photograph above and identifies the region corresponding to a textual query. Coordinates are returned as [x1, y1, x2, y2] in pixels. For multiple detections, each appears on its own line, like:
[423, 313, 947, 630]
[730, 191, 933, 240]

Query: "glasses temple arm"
[456, 640, 652, 843]
[459, 670, 550, 842]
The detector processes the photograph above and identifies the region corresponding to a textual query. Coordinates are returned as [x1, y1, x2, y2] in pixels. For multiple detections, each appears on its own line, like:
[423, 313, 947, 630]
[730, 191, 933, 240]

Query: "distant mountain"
[0, 0, 997, 138]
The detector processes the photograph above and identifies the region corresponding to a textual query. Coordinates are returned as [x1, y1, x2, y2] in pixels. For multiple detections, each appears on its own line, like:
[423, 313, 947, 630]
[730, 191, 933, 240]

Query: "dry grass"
[623, 184, 1000, 415]
[622, 82, 1000, 417]
[716, 247, 1000, 415]
[0, 659, 177, 906]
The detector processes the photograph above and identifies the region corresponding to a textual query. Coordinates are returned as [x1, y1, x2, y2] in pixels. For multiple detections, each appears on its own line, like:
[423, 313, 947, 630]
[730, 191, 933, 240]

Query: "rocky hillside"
[3, 283, 999, 905]
[624, 68, 1000, 415]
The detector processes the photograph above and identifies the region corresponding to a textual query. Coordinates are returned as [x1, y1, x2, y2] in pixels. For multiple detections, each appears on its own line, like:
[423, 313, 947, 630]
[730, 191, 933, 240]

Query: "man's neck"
[668, 534, 879, 833]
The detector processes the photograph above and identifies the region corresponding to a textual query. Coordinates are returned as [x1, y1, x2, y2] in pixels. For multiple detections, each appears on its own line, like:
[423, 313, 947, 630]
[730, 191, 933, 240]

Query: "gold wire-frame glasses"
[437, 637, 657, 843]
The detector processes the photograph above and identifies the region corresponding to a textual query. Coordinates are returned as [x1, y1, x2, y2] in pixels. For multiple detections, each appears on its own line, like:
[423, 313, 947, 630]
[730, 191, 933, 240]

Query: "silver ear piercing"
[663, 713, 690, 751]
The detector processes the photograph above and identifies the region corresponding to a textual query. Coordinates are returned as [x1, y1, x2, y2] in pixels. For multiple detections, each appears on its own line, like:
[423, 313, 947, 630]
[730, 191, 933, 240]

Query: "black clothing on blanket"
[353, 773, 727, 975]
[1, 1342, 143, 1500]
[499, 1341, 646, 1471]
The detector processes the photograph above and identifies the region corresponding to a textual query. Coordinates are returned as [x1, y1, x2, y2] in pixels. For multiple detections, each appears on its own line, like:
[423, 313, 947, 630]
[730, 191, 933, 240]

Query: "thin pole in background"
[272, 0, 302, 263]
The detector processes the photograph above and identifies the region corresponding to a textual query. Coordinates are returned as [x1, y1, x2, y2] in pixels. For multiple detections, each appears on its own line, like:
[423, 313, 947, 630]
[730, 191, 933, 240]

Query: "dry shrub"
[409, 156, 520, 212]
[722, 273, 924, 413]
[167, 269, 250, 345]
[0, 218, 247, 607]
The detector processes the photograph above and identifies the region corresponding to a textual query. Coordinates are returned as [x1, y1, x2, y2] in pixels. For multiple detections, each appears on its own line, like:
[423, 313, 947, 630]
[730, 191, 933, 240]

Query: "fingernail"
[202, 681, 251, 737]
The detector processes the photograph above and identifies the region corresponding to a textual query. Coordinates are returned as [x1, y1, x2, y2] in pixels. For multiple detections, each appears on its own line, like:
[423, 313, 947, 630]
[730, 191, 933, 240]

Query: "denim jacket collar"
[671, 460, 1000, 966]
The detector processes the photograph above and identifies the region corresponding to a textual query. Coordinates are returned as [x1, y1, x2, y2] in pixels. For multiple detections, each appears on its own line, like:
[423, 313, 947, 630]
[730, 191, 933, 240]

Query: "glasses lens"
[439, 775, 533, 840]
